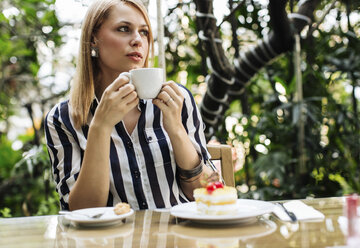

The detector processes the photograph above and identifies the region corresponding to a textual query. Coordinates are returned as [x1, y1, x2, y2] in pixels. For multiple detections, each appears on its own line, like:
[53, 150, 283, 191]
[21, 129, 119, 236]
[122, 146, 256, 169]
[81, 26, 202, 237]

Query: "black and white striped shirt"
[44, 85, 210, 210]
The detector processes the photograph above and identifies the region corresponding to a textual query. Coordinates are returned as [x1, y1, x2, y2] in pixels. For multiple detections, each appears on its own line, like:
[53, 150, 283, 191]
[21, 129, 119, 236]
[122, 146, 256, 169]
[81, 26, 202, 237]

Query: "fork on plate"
[59, 211, 105, 219]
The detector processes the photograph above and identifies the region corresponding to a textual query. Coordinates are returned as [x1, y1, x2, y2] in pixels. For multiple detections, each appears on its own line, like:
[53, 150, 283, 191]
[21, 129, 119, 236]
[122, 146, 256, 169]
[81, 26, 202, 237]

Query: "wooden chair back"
[207, 144, 235, 187]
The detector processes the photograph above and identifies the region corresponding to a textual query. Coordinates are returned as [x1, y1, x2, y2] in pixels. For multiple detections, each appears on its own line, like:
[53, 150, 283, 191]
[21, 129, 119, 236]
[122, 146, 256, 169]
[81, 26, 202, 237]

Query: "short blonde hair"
[70, 0, 154, 128]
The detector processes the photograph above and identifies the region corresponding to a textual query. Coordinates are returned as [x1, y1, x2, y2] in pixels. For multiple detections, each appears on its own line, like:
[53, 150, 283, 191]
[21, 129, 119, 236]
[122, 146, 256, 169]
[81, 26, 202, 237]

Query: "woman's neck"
[95, 72, 119, 101]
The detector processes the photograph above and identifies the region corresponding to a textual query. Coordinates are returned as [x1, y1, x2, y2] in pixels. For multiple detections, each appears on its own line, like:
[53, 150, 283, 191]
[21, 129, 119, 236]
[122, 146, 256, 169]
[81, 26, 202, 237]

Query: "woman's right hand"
[92, 75, 139, 131]
[69, 75, 137, 210]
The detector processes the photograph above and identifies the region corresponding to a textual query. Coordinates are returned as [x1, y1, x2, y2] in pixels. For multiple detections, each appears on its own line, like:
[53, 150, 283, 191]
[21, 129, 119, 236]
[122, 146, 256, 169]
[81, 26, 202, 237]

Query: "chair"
[207, 144, 235, 187]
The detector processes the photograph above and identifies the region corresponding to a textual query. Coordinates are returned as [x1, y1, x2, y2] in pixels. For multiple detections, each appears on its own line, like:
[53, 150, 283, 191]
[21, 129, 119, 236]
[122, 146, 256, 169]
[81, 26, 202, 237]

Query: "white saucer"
[170, 199, 274, 225]
[63, 207, 134, 227]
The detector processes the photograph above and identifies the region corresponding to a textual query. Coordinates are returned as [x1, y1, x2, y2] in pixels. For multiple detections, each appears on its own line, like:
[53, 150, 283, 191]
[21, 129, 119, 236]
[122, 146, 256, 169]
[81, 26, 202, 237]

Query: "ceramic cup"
[121, 68, 164, 99]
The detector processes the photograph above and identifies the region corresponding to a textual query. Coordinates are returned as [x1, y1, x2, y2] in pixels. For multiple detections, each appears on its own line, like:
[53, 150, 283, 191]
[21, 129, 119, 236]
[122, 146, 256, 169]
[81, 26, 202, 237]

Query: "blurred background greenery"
[0, 0, 359, 217]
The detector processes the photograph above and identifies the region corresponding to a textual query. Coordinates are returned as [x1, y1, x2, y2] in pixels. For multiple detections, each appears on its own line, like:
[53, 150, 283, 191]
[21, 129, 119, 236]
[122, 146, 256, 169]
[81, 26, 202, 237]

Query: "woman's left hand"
[153, 81, 184, 135]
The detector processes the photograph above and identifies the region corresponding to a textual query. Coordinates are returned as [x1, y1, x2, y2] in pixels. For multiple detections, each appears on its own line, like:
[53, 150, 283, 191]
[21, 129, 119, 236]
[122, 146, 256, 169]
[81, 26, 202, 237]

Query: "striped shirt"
[44, 85, 210, 210]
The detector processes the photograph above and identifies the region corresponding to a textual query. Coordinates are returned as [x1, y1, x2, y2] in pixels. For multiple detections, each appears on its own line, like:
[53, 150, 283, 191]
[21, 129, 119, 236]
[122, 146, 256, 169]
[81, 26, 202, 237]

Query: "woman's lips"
[127, 52, 143, 62]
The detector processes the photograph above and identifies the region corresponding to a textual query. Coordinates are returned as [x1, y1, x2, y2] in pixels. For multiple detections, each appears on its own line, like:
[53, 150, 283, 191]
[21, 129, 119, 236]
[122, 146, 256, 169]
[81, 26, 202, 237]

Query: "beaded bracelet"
[177, 163, 203, 181]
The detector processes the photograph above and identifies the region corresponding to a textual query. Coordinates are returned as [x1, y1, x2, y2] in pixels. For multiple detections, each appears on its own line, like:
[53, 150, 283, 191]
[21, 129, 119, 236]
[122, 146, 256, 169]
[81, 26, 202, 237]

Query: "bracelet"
[179, 173, 202, 183]
[177, 163, 203, 180]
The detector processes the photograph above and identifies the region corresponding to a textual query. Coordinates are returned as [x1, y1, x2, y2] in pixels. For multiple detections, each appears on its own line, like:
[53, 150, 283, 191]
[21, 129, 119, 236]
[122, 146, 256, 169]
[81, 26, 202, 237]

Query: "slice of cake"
[193, 182, 238, 215]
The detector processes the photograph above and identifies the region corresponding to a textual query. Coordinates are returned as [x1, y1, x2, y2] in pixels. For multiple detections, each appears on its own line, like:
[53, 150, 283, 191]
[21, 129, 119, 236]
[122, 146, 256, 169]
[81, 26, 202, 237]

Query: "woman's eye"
[117, 26, 129, 32]
[140, 30, 149, 36]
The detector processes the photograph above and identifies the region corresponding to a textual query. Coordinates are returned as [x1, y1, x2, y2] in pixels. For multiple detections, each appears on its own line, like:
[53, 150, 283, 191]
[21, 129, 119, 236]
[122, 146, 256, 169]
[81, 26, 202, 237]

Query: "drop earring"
[91, 47, 98, 57]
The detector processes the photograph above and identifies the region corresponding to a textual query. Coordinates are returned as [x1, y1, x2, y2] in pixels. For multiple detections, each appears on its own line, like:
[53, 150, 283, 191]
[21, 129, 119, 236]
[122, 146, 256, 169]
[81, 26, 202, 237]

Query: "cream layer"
[197, 202, 238, 215]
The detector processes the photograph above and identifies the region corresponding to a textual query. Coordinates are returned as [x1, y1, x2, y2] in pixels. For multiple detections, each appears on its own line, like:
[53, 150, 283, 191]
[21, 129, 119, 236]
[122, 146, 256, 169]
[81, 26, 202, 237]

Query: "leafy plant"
[0, 139, 59, 217]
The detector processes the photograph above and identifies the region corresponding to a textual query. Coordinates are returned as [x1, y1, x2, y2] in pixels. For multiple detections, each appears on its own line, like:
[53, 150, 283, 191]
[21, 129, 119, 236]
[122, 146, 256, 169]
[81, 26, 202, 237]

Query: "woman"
[44, 0, 213, 211]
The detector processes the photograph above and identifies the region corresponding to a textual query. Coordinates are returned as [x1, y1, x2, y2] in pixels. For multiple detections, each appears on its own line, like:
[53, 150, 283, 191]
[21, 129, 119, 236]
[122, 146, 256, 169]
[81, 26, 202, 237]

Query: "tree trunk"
[194, 0, 321, 140]
[193, 0, 235, 139]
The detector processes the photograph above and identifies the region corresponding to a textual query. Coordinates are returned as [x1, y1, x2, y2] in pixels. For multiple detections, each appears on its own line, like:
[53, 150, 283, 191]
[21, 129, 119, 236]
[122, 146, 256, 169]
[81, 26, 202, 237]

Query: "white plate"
[63, 207, 134, 227]
[170, 199, 275, 225]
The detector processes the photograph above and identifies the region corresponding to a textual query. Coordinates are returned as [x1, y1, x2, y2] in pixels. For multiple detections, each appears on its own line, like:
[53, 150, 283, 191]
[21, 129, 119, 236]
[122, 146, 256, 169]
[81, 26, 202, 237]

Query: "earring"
[91, 47, 98, 57]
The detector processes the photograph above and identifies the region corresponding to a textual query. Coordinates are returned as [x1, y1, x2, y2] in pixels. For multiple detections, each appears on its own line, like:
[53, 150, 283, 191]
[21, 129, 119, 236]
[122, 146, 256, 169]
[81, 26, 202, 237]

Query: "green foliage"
[0, 0, 62, 122]
[0, 135, 22, 179]
[0, 139, 59, 217]
[0, 208, 12, 218]
[0, 0, 62, 217]
[164, 2, 205, 88]
[227, 1, 360, 200]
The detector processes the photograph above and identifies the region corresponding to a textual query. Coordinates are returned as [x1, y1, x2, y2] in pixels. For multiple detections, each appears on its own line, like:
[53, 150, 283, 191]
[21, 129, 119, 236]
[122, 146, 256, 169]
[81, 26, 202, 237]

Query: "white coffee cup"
[121, 68, 164, 99]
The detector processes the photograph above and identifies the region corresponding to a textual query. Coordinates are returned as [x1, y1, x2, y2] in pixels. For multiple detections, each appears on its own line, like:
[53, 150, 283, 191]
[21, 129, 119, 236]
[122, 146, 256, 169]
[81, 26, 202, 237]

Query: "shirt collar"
[138, 99, 146, 111]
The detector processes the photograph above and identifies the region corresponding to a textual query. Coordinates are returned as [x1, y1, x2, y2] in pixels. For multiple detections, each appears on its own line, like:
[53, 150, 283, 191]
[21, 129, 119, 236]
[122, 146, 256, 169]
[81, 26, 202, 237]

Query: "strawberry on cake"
[193, 182, 238, 215]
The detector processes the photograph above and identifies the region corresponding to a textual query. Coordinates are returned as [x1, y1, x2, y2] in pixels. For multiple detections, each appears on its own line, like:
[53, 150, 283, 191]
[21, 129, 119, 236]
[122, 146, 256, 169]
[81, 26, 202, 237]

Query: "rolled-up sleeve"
[179, 85, 211, 163]
[44, 101, 82, 210]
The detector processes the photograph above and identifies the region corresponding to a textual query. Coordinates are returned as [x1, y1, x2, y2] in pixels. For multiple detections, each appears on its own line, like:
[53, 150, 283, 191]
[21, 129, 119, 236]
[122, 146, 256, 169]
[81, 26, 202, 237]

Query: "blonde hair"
[70, 0, 154, 128]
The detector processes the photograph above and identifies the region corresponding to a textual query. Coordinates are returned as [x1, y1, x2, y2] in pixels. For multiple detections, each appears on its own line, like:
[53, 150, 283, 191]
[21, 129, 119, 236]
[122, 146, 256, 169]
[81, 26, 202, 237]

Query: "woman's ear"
[90, 38, 97, 47]
[91, 34, 99, 46]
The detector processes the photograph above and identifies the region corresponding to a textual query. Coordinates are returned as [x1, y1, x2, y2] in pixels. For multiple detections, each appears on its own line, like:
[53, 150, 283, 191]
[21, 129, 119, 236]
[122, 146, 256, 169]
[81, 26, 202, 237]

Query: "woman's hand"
[152, 81, 184, 135]
[69, 75, 139, 210]
[93, 75, 139, 132]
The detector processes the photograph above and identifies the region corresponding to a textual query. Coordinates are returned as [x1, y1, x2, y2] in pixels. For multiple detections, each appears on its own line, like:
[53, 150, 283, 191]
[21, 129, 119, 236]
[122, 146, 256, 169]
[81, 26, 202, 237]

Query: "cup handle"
[119, 72, 131, 84]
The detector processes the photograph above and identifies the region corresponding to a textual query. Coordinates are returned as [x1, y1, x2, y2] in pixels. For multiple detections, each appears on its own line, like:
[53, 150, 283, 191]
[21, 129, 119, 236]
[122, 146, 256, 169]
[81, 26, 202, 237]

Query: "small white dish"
[170, 199, 274, 225]
[62, 207, 134, 227]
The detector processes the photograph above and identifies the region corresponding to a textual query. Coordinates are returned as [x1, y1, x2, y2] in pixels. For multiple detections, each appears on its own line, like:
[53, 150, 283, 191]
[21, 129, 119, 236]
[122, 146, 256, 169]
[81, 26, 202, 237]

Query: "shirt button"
[142, 202, 147, 207]
[126, 141, 133, 148]
[134, 170, 140, 179]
